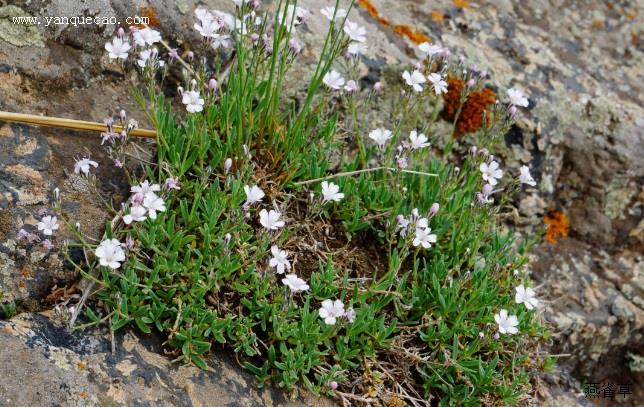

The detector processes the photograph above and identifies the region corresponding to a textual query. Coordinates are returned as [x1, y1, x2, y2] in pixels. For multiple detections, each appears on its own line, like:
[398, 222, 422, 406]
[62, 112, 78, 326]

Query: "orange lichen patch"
[625, 9, 638, 21]
[79, 391, 88, 399]
[453, 0, 471, 9]
[544, 211, 570, 243]
[441, 76, 497, 136]
[441, 76, 464, 121]
[77, 362, 86, 370]
[357, 0, 430, 44]
[358, 0, 380, 19]
[136, 6, 160, 28]
[431, 10, 445, 23]
[455, 88, 496, 136]
[392, 25, 431, 44]
[591, 19, 604, 30]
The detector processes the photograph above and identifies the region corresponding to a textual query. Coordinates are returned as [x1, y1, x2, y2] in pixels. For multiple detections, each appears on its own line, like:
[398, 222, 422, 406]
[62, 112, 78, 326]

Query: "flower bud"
[288, 38, 302, 55]
[119, 109, 126, 120]
[373, 81, 382, 92]
[208, 78, 218, 91]
[329, 381, 338, 390]
[224, 158, 233, 173]
[466, 78, 476, 88]
[117, 27, 125, 38]
[187, 51, 194, 60]
[508, 105, 517, 118]
[482, 183, 493, 196]
[344, 80, 358, 92]
[429, 202, 439, 216]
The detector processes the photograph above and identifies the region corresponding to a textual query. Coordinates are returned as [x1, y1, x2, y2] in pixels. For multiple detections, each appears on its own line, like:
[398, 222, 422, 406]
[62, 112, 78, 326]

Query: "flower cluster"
[396, 205, 439, 249]
[105, 26, 163, 64]
[123, 180, 169, 225]
[322, 7, 367, 92]
[493, 284, 539, 335]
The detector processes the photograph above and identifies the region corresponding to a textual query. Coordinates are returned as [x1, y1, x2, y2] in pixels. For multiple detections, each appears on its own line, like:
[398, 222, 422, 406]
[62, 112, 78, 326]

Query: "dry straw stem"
[0, 111, 157, 138]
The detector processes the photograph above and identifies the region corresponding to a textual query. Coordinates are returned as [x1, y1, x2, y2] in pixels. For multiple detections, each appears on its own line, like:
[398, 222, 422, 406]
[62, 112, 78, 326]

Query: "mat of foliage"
[55, 1, 551, 405]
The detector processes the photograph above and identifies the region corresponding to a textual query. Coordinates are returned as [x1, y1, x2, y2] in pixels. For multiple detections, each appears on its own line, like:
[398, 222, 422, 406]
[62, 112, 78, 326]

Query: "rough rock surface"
[1, 0, 643, 405]
[0, 312, 333, 406]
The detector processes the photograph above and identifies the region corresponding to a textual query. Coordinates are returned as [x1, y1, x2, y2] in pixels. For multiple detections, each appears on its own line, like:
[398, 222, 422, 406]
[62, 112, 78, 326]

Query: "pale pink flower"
[259, 209, 285, 230]
[494, 309, 519, 334]
[318, 299, 345, 325]
[37, 216, 59, 236]
[282, 274, 309, 293]
[402, 70, 426, 92]
[479, 161, 503, 186]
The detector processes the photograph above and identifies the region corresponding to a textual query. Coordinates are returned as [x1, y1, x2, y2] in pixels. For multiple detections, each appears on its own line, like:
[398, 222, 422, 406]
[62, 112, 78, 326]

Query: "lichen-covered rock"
[0, 312, 334, 406]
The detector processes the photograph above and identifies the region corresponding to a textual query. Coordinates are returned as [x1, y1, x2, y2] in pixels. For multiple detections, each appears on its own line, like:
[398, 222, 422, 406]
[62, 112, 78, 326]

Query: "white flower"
[368, 128, 392, 148]
[479, 161, 503, 186]
[515, 285, 539, 310]
[321, 181, 344, 203]
[415, 217, 429, 231]
[133, 27, 162, 47]
[105, 37, 131, 60]
[409, 130, 430, 150]
[412, 227, 437, 249]
[269, 245, 291, 274]
[343, 21, 367, 42]
[323, 70, 345, 90]
[259, 209, 285, 230]
[37, 215, 59, 236]
[494, 309, 519, 335]
[282, 273, 309, 293]
[282, 4, 308, 27]
[396, 214, 410, 231]
[137, 48, 156, 67]
[95, 239, 126, 270]
[211, 34, 233, 50]
[507, 87, 529, 107]
[213, 11, 237, 31]
[347, 42, 367, 56]
[195, 8, 213, 23]
[143, 193, 166, 219]
[131, 180, 160, 200]
[182, 90, 204, 113]
[194, 18, 222, 38]
[244, 185, 265, 206]
[402, 70, 426, 92]
[123, 204, 147, 225]
[418, 42, 446, 57]
[518, 165, 536, 186]
[344, 80, 358, 93]
[318, 299, 345, 325]
[74, 158, 98, 175]
[320, 6, 347, 21]
[427, 73, 448, 95]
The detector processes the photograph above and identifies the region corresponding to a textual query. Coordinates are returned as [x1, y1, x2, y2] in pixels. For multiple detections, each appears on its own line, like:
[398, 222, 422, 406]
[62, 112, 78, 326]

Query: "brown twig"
[0, 111, 156, 138]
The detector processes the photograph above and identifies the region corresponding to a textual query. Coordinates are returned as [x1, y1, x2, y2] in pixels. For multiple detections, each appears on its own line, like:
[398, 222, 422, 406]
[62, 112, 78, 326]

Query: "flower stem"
[293, 167, 438, 186]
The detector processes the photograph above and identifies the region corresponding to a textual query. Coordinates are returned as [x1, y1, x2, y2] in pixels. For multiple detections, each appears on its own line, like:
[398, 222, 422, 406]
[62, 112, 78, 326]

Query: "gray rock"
[0, 312, 333, 406]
